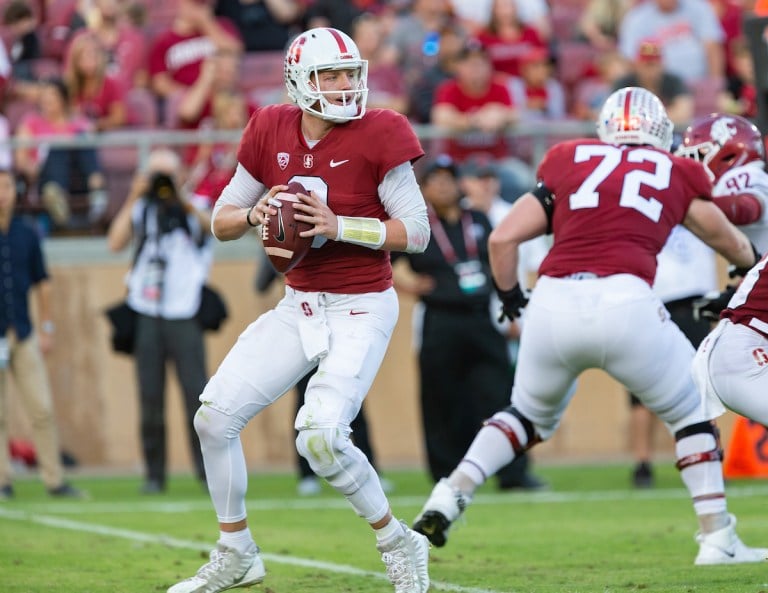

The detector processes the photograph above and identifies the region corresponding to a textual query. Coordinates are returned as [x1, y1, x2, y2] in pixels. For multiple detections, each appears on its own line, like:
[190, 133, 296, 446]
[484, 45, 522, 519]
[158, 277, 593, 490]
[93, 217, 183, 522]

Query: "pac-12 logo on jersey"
[277, 152, 289, 170]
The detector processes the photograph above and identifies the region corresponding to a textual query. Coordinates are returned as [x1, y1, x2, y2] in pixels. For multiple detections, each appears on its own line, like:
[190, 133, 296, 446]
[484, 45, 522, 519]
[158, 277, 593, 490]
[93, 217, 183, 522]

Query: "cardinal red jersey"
[722, 257, 768, 336]
[538, 138, 713, 285]
[238, 104, 424, 293]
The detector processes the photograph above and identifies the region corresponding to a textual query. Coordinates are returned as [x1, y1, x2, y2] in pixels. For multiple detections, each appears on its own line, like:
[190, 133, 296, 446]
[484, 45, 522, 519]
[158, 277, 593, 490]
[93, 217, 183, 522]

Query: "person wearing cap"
[613, 39, 694, 126]
[393, 155, 545, 490]
[618, 0, 724, 84]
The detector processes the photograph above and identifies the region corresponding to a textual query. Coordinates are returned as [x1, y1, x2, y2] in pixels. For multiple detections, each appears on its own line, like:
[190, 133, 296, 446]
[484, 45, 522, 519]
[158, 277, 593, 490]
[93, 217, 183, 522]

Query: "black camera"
[146, 172, 178, 203]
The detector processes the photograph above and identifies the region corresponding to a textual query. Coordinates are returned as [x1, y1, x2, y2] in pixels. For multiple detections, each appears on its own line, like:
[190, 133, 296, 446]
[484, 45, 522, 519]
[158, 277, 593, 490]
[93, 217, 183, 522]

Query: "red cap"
[637, 40, 662, 63]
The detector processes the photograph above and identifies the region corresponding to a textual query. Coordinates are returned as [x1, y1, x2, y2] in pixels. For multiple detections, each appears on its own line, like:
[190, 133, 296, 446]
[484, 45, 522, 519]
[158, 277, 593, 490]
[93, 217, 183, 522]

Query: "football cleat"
[412, 478, 471, 548]
[167, 542, 265, 593]
[377, 522, 430, 593]
[694, 514, 768, 565]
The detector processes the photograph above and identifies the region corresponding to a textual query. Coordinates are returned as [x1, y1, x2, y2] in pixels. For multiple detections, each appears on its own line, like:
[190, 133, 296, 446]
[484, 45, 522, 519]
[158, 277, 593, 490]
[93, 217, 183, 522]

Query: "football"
[261, 182, 313, 273]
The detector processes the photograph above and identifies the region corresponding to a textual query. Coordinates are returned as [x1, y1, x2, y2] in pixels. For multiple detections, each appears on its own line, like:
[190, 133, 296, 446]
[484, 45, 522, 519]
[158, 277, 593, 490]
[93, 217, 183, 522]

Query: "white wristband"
[335, 216, 386, 249]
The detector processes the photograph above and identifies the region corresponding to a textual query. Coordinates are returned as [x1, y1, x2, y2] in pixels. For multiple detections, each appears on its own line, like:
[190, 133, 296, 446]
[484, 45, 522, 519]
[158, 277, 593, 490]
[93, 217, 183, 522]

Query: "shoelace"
[195, 549, 229, 582]
[381, 548, 417, 591]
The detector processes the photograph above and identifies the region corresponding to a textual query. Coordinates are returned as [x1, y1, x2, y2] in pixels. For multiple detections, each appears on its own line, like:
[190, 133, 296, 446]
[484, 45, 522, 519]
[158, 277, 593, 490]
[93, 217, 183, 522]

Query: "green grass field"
[2, 463, 768, 593]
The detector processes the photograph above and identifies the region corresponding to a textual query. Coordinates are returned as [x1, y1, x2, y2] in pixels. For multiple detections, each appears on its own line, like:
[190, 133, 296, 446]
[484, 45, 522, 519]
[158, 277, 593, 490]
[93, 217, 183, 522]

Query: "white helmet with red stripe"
[284, 27, 369, 123]
[596, 86, 674, 151]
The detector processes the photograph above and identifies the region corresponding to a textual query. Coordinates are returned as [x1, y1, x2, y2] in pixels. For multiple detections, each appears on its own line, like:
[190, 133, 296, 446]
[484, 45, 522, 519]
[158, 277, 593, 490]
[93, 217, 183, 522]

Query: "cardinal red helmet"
[676, 113, 765, 182]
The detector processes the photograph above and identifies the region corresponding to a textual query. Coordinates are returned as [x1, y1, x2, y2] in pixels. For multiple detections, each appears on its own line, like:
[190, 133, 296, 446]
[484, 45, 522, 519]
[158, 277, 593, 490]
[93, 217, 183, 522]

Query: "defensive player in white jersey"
[167, 28, 431, 593]
[676, 113, 768, 319]
[411, 87, 768, 568]
[678, 114, 768, 442]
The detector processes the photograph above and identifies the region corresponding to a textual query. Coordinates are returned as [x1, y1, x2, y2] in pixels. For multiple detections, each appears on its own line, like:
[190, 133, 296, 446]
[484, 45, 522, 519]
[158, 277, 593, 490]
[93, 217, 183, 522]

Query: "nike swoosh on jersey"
[349, 310, 369, 315]
[330, 159, 350, 168]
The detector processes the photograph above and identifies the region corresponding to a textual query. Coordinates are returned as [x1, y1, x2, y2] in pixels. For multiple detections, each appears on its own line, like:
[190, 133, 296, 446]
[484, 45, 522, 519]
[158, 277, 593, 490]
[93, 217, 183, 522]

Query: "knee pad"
[295, 427, 370, 494]
[483, 406, 541, 454]
[674, 421, 723, 470]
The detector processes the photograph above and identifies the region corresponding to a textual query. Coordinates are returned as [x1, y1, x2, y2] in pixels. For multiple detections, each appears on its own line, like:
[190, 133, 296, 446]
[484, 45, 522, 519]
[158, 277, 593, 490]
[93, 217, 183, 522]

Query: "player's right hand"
[692, 285, 737, 322]
[494, 281, 529, 322]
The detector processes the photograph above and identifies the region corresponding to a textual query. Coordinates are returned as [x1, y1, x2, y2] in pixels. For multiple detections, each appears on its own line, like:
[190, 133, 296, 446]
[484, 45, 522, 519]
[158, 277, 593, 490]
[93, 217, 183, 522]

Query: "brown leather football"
[262, 182, 313, 273]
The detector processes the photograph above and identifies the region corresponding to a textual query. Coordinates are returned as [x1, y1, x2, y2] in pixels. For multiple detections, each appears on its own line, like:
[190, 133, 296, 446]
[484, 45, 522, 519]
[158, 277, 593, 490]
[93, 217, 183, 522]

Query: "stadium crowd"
[0, 0, 760, 236]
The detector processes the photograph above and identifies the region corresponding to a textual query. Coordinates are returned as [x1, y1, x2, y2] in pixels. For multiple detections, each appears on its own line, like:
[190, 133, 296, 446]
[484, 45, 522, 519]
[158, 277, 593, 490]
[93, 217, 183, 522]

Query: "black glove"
[494, 280, 529, 322]
[728, 242, 761, 279]
[692, 285, 737, 322]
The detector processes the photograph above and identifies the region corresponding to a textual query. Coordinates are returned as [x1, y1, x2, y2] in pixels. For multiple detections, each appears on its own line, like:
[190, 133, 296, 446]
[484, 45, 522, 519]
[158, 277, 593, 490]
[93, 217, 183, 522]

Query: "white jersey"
[653, 226, 717, 303]
[713, 161, 768, 252]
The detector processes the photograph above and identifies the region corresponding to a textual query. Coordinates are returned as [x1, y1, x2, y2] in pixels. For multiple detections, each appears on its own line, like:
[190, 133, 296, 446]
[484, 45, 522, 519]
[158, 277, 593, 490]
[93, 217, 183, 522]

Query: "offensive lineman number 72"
[569, 144, 672, 223]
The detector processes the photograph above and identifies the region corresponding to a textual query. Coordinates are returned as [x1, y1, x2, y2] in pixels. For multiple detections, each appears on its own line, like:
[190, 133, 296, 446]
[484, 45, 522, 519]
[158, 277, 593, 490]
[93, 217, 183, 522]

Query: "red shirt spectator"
[148, 0, 243, 100]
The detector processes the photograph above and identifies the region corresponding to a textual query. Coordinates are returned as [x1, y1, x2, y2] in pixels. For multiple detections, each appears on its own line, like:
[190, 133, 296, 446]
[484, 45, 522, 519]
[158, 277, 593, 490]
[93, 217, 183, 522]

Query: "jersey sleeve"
[680, 158, 714, 202]
[364, 110, 424, 182]
[236, 107, 267, 182]
[536, 142, 569, 188]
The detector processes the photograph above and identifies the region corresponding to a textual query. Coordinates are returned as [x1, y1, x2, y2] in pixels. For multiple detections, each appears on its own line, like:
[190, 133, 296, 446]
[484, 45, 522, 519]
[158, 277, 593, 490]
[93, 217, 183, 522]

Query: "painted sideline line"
[9, 483, 768, 515]
[0, 507, 508, 593]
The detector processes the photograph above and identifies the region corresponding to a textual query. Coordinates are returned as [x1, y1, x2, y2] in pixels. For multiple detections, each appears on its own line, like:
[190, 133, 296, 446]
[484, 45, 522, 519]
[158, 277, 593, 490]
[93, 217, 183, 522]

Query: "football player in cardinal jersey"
[412, 87, 768, 567]
[167, 28, 431, 593]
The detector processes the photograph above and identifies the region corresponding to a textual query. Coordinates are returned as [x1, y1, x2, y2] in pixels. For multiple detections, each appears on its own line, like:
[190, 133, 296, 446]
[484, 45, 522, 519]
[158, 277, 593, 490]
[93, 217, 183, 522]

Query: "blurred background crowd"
[0, 0, 762, 237]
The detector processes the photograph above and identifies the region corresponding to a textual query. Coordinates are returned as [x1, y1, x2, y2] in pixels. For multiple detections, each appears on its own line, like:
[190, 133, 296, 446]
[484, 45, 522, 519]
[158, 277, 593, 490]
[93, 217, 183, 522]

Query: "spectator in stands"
[13, 78, 108, 230]
[721, 36, 757, 118]
[571, 50, 629, 121]
[612, 39, 694, 126]
[577, 0, 636, 52]
[618, 0, 725, 84]
[214, 0, 304, 52]
[408, 21, 467, 124]
[351, 12, 408, 114]
[0, 168, 85, 501]
[185, 88, 248, 209]
[450, 0, 551, 41]
[148, 0, 243, 103]
[64, 32, 127, 131]
[506, 47, 566, 121]
[386, 0, 456, 93]
[475, 0, 548, 79]
[430, 38, 533, 202]
[66, 0, 148, 92]
[303, 0, 393, 34]
[2, 0, 41, 86]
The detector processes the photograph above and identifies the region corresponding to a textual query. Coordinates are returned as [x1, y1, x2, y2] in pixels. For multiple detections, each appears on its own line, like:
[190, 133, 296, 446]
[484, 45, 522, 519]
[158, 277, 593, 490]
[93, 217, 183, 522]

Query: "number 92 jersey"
[538, 138, 712, 285]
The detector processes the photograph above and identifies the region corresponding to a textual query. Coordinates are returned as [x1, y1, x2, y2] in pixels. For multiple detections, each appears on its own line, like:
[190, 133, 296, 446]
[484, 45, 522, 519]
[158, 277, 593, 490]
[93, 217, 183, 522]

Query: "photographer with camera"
[107, 148, 212, 494]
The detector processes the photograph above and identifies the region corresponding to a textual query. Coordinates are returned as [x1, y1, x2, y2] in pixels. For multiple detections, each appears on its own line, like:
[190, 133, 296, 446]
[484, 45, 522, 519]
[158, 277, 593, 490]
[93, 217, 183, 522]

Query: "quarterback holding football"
[167, 27, 431, 593]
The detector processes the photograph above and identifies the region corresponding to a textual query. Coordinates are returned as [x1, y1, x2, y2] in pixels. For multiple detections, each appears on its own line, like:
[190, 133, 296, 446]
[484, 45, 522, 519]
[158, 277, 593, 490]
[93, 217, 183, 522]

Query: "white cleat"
[412, 478, 471, 547]
[694, 514, 768, 565]
[167, 542, 266, 593]
[377, 522, 430, 593]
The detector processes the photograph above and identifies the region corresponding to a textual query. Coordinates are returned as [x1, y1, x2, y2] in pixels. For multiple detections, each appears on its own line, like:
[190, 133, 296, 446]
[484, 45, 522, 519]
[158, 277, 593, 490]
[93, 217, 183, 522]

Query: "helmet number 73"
[569, 144, 672, 223]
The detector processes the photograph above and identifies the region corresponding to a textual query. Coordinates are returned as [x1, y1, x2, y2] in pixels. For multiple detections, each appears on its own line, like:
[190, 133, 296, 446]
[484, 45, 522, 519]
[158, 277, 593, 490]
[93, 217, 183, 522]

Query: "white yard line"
[0, 506, 507, 593]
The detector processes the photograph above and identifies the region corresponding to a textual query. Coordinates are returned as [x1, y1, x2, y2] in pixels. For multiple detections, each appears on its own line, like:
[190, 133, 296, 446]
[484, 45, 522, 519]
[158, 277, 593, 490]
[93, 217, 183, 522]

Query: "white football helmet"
[284, 27, 369, 123]
[596, 87, 674, 151]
